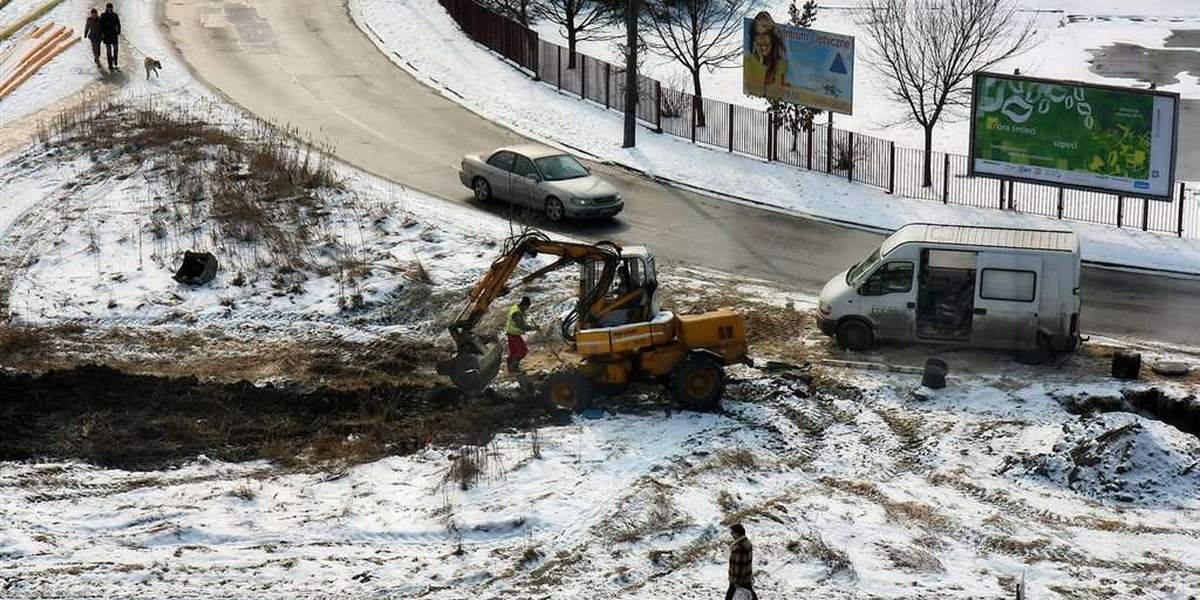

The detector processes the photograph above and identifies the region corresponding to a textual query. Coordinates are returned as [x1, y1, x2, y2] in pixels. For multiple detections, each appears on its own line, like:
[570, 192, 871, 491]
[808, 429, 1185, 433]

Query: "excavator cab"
[582, 246, 658, 329]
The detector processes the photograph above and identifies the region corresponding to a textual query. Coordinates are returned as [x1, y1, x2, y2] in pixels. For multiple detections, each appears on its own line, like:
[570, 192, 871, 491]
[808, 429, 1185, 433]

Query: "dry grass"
[787, 528, 856, 580]
[821, 477, 952, 532]
[879, 542, 944, 573]
[720, 493, 795, 526]
[36, 98, 349, 282]
[0, 326, 44, 357]
[601, 479, 692, 543]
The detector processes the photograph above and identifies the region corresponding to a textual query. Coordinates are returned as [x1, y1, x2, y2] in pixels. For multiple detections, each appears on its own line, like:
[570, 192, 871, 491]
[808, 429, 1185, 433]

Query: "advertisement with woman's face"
[742, 11, 855, 115]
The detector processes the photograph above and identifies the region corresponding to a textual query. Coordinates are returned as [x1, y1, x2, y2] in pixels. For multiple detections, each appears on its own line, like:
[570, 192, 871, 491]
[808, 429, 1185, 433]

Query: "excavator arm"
[438, 231, 622, 395]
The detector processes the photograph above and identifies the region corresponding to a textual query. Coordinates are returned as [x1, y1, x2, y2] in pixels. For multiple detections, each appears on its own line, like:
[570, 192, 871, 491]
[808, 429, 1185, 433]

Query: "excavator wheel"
[543, 369, 595, 412]
[672, 355, 725, 411]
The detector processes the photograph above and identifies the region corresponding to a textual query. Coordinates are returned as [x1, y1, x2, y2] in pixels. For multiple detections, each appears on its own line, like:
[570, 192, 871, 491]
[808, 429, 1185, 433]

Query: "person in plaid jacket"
[726, 523, 757, 600]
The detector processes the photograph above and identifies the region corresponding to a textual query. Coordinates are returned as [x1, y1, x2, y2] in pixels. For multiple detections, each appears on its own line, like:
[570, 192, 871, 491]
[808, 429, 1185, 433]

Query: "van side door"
[856, 261, 917, 342]
[971, 253, 1043, 351]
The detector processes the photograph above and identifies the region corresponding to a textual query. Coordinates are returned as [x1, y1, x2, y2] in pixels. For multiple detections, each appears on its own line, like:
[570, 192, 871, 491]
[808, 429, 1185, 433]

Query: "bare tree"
[859, 0, 1037, 186]
[533, 0, 618, 69]
[767, 0, 823, 153]
[641, 0, 755, 127]
[486, 0, 537, 26]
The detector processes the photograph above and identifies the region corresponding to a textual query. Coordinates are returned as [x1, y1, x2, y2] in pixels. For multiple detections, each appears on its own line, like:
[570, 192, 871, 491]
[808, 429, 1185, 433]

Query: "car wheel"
[544, 197, 565, 222]
[836, 320, 873, 351]
[472, 177, 492, 202]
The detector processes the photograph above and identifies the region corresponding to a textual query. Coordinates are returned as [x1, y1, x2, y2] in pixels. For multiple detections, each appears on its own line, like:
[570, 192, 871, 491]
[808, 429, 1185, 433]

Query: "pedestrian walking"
[99, 3, 121, 71]
[726, 523, 758, 600]
[83, 8, 102, 68]
[505, 296, 533, 374]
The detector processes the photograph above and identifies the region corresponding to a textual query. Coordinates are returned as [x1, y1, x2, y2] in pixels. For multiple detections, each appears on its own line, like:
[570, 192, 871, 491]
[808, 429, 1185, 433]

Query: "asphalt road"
[161, 0, 1200, 347]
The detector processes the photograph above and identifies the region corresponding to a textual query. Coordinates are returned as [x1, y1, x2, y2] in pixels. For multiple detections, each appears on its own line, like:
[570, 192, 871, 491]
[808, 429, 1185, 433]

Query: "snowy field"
[530, 0, 1200, 154]
[352, 0, 1200, 275]
[3, 357, 1200, 599]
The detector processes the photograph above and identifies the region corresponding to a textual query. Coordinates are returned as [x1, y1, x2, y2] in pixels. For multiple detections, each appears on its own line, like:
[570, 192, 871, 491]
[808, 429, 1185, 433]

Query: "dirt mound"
[0, 365, 556, 470]
[1018, 413, 1200, 504]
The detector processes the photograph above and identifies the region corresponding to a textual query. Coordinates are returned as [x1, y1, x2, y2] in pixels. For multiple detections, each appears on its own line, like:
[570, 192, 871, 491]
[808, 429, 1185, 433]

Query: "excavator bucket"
[437, 335, 502, 396]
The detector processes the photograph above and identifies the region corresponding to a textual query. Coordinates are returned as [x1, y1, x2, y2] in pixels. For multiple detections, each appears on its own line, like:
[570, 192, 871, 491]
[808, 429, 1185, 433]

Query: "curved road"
[162, 0, 1200, 346]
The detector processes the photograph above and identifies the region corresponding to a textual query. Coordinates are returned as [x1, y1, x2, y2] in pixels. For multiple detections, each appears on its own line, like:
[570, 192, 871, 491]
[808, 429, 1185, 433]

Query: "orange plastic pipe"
[0, 31, 76, 100]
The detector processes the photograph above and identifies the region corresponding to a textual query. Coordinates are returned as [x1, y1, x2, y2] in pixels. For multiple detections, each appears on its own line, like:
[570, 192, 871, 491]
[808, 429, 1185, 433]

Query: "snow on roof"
[882, 223, 1080, 255]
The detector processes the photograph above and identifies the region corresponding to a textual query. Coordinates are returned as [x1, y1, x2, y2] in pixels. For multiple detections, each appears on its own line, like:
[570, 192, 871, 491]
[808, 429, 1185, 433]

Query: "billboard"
[969, 72, 1179, 199]
[743, 12, 854, 115]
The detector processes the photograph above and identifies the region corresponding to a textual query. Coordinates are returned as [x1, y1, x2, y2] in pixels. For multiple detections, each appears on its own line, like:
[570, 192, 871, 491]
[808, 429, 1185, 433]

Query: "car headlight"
[571, 197, 590, 206]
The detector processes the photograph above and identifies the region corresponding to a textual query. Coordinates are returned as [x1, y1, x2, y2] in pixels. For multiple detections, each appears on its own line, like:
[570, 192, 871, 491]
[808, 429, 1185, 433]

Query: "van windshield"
[847, 247, 882, 286]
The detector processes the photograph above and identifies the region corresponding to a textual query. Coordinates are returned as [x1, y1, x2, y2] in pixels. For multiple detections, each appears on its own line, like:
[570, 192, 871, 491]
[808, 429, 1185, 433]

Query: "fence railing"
[436, 0, 1196, 239]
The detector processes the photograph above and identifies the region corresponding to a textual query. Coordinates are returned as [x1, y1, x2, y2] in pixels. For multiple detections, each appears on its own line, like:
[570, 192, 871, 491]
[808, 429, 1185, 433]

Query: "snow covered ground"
[353, 0, 1200, 275]
[531, 0, 1200, 154]
[3, 358, 1199, 599]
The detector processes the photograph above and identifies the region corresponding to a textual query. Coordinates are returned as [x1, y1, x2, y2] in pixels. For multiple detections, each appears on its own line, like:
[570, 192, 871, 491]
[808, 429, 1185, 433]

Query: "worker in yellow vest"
[505, 296, 533, 374]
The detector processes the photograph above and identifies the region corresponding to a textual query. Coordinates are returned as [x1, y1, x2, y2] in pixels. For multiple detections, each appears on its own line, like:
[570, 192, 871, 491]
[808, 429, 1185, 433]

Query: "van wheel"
[836, 320, 873, 351]
[672, 356, 725, 411]
[1018, 334, 1054, 365]
[472, 177, 492, 202]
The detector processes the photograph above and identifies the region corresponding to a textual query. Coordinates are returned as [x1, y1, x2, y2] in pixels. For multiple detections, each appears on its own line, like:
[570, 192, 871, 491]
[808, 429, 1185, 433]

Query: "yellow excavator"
[436, 231, 750, 410]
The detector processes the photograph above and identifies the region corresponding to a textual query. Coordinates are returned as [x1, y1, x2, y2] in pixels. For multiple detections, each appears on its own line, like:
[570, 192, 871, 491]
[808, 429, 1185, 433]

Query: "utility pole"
[622, 0, 638, 148]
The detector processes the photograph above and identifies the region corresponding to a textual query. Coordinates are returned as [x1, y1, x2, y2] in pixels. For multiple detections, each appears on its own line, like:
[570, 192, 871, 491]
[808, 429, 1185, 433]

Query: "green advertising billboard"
[970, 72, 1178, 199]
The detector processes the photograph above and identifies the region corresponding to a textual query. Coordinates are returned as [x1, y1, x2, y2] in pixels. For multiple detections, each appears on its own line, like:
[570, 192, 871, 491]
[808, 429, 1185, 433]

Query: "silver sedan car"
[459, 144, 624, 221]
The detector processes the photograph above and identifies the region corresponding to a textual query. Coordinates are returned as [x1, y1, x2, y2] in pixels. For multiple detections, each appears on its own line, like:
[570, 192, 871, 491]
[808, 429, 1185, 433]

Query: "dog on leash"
[143, 56, 162, 80]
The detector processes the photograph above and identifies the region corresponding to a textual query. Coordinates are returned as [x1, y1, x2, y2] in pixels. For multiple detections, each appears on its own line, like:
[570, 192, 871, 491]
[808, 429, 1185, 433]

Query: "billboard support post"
[887, 141, 895, 194]
[1180, 182, 1187, 237]
[604, 63, 610, 109]
[1142, 197, 1150, 231]
[1116, 196, 1124, 228]
[847, 132, 854, 182]
[655, 81, 662, 133]
[1057, 188, 1064, 219]
[825, 123, 832, 173]
[690, 96, 696, 143]
[728, 104, 735, 152]
[556, 45, 561, 91]
[806, 125, 813, 170]
[942, 154, 950, 204]
[998, 180, 1005, 210]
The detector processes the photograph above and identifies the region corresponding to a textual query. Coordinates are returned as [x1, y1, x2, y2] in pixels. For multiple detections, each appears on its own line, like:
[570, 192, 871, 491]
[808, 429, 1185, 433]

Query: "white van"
[816, 224, 1082, 361]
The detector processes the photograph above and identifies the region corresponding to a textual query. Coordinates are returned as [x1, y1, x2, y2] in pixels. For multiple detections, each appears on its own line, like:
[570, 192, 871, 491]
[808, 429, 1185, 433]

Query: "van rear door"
[971, 253, 1042, 351]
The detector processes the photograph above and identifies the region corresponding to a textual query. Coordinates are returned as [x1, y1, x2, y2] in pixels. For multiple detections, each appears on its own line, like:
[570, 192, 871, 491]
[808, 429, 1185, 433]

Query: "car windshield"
[847, 247, 882, 286]
[535, 155, 589, 181]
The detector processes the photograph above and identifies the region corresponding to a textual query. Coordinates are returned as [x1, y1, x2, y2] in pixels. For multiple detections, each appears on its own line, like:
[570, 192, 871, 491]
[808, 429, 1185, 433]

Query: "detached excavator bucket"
[437, 336, 502, 396]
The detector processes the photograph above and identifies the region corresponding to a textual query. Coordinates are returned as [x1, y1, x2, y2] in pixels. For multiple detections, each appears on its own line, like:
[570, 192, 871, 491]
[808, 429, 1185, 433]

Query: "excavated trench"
[1063, 387, 1200, 437]
[0, 365, 559, 470]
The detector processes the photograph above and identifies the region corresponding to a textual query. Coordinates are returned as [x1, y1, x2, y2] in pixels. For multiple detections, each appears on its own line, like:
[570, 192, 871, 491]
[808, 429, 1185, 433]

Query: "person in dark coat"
[83, 8, 102, 68]
[726, 523, 758, 600]
[98, 3, 121, 71]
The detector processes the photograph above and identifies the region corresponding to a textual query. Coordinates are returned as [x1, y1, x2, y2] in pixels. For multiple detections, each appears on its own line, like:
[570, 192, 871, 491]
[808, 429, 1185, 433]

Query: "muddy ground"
[0, 364, 560, 471]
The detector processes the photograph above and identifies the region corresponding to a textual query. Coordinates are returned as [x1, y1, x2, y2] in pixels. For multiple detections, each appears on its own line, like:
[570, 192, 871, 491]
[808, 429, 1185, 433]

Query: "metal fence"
[436, 0, 1196, 239]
